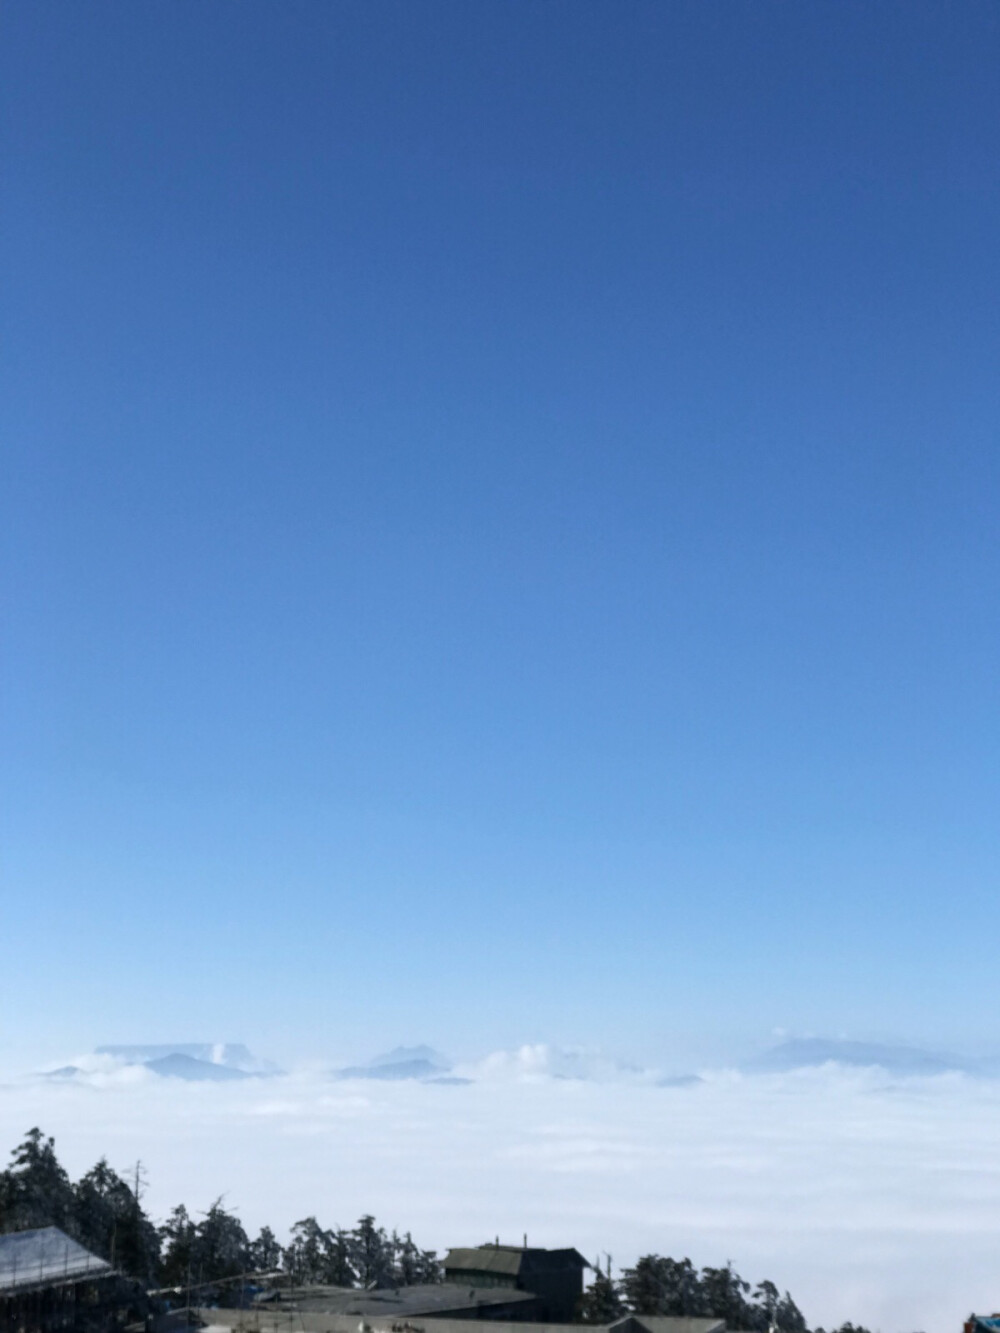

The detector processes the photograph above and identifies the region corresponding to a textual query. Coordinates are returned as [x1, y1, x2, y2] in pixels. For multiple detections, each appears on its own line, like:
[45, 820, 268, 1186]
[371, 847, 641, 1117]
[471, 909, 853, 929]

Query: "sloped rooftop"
[202, 1311, 725, 1333]
[612, 1317, 725, 1333]
[278, 1282, 537, 1317]
[0, 1227, 112, 1294]
[443, 1245, 589, 1277]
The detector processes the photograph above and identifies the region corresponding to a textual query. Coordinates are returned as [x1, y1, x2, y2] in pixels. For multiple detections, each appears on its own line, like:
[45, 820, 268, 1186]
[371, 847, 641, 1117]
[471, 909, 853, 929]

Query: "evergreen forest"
[0, 1129, 868, 1333]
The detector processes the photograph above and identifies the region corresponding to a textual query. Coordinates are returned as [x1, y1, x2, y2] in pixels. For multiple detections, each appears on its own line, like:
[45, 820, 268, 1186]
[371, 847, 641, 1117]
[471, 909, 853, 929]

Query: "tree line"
[579, 1257, 868, 1333]
[0, 1129, 870, 1333]
[0, 1129, 440, 1290]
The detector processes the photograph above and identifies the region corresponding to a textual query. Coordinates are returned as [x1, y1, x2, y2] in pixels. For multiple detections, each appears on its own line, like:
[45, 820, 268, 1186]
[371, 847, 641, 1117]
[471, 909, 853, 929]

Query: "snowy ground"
[1, 1055, 998, 1333]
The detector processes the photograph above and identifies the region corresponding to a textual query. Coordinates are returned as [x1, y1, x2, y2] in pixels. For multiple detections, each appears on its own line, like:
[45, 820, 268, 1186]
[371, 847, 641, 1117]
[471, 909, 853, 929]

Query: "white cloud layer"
[2, 1055, 998, 1333]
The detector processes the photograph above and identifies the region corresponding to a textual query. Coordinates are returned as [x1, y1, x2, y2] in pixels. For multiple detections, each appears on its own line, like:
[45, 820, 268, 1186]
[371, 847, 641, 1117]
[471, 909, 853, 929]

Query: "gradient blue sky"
[3, 1, 999, 1065]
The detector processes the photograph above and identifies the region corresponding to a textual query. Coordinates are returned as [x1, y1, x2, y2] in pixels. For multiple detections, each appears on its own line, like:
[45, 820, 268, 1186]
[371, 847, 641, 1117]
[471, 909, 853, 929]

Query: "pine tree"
[322, 1228, 356, 1286]
[285, 1217, 328, 1284]
[249, 1226, 283, 1273]
[73, 1157, 160, 1282]
[0, 1129, 74, 1233]
[195, 1199, 250, 1280]
[775, 1291, 807, 1333]
[578, 1262, 623, 1323]
[160, 1204, 197, 1287]
[619, 1256, 705, 1316]
[701, 1264, 752, 1329]
[350, 1215, 393, 1288]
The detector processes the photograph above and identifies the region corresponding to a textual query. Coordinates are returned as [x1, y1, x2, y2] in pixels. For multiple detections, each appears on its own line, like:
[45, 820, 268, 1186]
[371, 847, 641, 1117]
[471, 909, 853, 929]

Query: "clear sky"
[3, 1, 999, 1066]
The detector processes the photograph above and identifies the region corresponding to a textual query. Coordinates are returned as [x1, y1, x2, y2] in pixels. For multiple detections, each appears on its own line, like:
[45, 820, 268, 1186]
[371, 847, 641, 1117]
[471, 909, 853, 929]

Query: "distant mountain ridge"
[338, 1058, 444, 1081]
[88, 1043, 278, 1079]
[41, 1036, 991, 1088]
[97, 1043, 258, 1069]
[337, 1045, 461, 1082]
[368, 1045, 446, 1069]
[746, 1038, 974, 1076]
[143, 1053, 252, 1081]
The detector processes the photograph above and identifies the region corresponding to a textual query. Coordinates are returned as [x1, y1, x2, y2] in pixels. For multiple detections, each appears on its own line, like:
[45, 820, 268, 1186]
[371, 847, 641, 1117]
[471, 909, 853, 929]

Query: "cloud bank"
[2, 1053, 997, 1333]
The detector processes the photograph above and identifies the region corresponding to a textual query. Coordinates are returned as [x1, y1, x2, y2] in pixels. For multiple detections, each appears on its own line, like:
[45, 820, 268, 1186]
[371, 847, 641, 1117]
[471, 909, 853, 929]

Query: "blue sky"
[3, 1, 999, 1064]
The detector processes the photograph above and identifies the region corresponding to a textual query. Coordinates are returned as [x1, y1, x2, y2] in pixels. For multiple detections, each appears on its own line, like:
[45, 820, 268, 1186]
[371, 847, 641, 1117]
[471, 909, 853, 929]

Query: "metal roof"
[443, 1247, 524, 1277]
[280, 1282, 537, 1317]
[618, 1318, 726, 1333]
[200, 1311, 725, 1333]
[0, 1228, 113, 1295]
[443, 1246, 589, 1277]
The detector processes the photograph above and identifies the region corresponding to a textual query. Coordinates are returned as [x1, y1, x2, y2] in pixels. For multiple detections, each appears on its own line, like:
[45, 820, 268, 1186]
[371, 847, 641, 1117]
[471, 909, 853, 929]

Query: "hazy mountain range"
[35, 1035, 1000, 1087]
[43, 1043, 274, 1082]
[96, 1043, 259, 1069]
[335, 1045, 471, 1084]
[743, 1038, 985, 1077]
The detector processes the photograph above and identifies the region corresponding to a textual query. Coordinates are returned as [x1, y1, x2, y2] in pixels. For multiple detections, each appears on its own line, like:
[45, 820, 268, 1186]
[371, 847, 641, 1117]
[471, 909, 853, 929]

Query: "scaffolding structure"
[0, 1227, 122, 1333]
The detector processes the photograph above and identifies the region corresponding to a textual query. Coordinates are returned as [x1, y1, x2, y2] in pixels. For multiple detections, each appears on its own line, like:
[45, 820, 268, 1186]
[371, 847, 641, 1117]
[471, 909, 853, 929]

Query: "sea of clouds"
[2, 1049, 999, 1333]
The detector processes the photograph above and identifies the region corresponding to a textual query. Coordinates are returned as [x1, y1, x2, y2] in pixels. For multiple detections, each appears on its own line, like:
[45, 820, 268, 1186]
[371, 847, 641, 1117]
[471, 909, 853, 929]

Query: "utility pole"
[130, 1161, 147, 1279]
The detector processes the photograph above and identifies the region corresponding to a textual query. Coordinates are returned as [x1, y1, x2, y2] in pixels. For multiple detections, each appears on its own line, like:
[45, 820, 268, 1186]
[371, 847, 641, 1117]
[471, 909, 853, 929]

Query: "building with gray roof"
[442, 1246, 589, 1323]
[0, 1228, 112, 1296]
[202, 1310, 725, 1333]
[0, 1226, 119, 1333]
[246, 1282, 540, 1321]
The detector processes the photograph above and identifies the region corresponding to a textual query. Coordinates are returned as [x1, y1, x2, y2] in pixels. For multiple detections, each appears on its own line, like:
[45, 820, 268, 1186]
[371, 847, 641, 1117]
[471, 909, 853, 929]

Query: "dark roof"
[198, 1311, 723, 1333]
[0, 1228, 113, 1294]
[613, 1318, 725, 1333]
[267, 1283, 536, 1317]
[443, 1246, 589, 1277]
